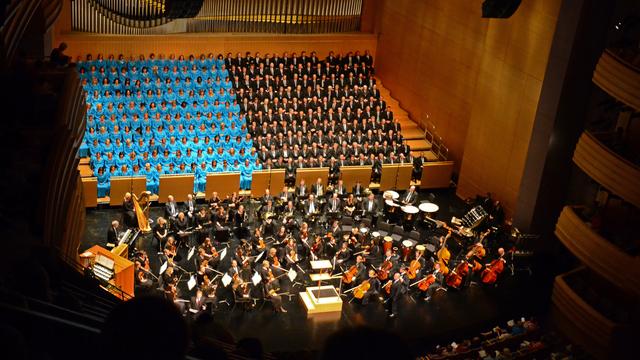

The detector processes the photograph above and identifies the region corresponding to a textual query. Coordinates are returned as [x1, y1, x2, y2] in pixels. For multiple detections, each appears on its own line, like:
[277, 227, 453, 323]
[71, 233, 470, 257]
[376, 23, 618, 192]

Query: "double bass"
[437, 231, 452, 275]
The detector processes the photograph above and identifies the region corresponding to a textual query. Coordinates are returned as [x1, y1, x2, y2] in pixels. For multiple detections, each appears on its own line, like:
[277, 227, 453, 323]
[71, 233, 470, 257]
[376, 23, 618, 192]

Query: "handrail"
[573, 131, 640, 209]
[554, 206, 640, 297]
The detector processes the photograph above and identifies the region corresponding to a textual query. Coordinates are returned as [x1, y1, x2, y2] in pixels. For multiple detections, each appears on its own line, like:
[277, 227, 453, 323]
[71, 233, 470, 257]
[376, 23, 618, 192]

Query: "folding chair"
[391, 225, 404, 242]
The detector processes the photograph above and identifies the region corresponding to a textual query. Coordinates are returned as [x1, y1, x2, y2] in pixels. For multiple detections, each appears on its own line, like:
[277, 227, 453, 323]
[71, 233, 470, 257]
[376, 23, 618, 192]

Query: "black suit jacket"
[107, 227, 118, 244]
[391, 279, 403, 300]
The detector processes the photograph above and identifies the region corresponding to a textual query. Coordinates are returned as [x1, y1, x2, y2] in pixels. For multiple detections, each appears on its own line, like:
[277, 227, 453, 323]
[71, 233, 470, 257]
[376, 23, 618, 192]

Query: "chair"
[408, 230, 421, 242]
[231, 288, 254, 312]
[377, 221, 392, 237]
[341, 216, 353, 233]
[391, 225, 404, 242]
[360, 217, 372, 229]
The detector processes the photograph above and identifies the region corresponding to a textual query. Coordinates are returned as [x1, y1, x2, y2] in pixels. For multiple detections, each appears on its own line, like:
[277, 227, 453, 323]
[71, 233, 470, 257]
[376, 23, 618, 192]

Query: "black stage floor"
[83, 189, 549, 355]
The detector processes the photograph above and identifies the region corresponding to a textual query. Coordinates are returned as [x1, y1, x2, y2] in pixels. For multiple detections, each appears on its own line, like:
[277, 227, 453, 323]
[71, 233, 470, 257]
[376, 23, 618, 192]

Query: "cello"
[407, 245, 425, 280]
[342, 265, 359, 284]
[353, 280, 371, 299]
[410, 274, 436, 292]
[481, 258, 505, 284]
[377, 259, 393, 280]
[445, 261, 469, 289]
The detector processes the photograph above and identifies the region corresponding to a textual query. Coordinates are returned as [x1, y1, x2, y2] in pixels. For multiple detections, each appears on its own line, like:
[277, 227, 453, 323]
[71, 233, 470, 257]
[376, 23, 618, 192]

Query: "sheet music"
[221, 273, 232, 287]
[288, 268, 298, 282]
[187, 246, 196, 261]
[219, 248, 227, 261]
[159, 261, 168, 275]
[187, 275, 197, 290]
[252, 271, 262, 286]
[255, 251, 265, 263]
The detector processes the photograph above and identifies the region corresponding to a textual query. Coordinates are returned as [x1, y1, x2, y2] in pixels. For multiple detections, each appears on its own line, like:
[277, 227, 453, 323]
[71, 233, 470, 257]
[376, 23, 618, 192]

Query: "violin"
[272, 255, 281, 268]
[257, 237, 266, 250]
[342, 265, 359, 284]
[377, 259, 393, 280]
[481, 258, 505, 285]
[353, 280, 371, 299]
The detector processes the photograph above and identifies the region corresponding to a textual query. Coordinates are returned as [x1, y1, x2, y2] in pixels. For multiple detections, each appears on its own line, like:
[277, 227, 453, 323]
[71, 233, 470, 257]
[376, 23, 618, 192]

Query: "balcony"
[554, 206, 640, 297]
[593, 49, 640, 111]
[551, 267, 635, 359]
[572, 131, 640, 209]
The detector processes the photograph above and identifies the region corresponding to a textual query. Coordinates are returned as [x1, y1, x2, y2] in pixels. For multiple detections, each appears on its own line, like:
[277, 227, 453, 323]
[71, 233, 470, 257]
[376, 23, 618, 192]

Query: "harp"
[132, 191, 152, 232]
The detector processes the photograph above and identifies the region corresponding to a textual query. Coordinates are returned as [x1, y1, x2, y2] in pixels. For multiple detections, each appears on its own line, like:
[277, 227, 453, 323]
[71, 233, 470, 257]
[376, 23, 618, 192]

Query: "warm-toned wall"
[375, 0, 488, 168]
[55, 32, 377, 61]
[456, 0, 561, 215]
[375, 0, 561, 215]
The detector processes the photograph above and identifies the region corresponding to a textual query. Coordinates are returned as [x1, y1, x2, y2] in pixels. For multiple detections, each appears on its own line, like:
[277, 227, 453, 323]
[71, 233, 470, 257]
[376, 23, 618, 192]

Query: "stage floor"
[83, 189, 550, 354]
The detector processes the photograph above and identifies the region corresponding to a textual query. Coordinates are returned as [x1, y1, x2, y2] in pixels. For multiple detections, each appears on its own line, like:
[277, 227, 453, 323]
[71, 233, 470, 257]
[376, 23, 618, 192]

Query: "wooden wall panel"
[54, 32, 377, 61]
[375, 0, 488, 168]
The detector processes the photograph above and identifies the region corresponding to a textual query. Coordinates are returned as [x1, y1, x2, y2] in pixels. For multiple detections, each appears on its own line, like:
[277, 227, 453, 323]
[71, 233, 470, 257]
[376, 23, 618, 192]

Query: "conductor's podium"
[299, 260, 342, 316]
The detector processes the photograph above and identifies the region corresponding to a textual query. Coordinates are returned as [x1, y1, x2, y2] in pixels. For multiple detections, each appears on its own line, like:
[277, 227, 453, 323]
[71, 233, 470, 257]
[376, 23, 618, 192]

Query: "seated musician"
[212, 206, 227, 228]
[352, 180, 364, 200]
[265, 276, 287, 313]
[134, 261, 154, 290]
[190, 289, 207, 314]
[153, 217, 169, 250]
[260, 199, 276, 219]
[334, 242, 351, 266]
[400, 185, 418, 206]
[327, 192, 341, 218]
[424, 263, 445, 302]
[304, 194, 319, 218]
[163, 236, 177, 262]
[311, 177, 325, 200]
[274, 225, 288, 244]
[334, 179, 347, 198]
[343, 193, 357, 217]
[107, 220, 120, 247]
[324, 232, 339, 259]
[267, 247, 281, 268]
[195, 207, 212, 242]
[284, 158, 296, 187]
[209, 191, 221, 209]
[277, 186, 293, 209]
[285, 248, 300, 269]
[282, 201, 297, 229]
[165, 195, 180, 221]
[227, 259, 241, 278]
[258, 260, 273, 283]
[262, 189, 274, 205]
[296, 179, 308, 200]
[173, 212, 189, 245]
[329, 219, 342, 240]
[311, 235, 324, 259]
[362, 269, 381, 305]
[354, 255, 367, 284]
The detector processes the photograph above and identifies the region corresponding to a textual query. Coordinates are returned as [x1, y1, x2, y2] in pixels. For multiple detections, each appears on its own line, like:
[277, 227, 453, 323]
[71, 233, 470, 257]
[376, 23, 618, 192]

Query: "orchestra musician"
[153, 217, 169, 250]
[122, 192, 136, 227]
[387, 272, 404, 318]
[352, 180, 364, 200]
[184, 194, 196, 224]
[424, 263, 445, 302]
[334, 179, 347, 197]
[311, 177, 325, 199]
[278, 186, 293, 209]
[296, 179, 308, 200]
[343, 193, 357, 217]
[361, 269, 381, 305]
[190, 289, 207, 314]
[304, 194, 320, 218]
[361, 193, 378, 219]
[234, 204, 248, 238]
[173, 212, 190, 247]
[334, 242, 351, 266]
[195, 207, 212, 241]
[165, 195, 179, 221]
[327, 192, 341, 218]
[325, 232, 338, 259]
[107, 220, 120, 247]
[400, 185, 418, 206]
[209, 191, 221, 209]
[265, 276, 287, 313]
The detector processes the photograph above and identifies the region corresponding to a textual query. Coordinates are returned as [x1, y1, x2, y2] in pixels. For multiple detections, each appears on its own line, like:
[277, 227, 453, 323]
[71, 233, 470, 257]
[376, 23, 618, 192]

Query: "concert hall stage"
[82, 189, 549, 354]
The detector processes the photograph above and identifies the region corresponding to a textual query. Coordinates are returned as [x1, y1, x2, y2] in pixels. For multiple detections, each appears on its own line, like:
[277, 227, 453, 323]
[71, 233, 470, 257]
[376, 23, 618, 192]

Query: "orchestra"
[128, 187, 515, 318]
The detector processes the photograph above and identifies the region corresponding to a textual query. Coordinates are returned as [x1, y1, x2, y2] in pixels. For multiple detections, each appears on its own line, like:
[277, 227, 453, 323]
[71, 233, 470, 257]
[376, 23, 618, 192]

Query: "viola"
[272, 255, 281, 268]
[342, 265, 359, 284]
[353, 280, 371, 299]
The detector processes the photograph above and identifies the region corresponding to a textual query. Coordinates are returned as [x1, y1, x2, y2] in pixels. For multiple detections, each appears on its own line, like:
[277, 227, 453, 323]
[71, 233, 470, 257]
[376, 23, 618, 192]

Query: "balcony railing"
[554, 206, 640, 297]
[593, 49, 640, 111]
[573, 131, 640, 209]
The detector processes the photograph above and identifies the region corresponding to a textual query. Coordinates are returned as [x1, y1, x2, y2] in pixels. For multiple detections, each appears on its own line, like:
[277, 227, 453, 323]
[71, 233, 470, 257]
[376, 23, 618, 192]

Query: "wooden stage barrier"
[296, 168, 329, 188]
[396, 164, 414, 190]
[81, 177, 97, 208]
[109, 176, 146, 206]
[158, 175, 194, 203]
[250, 170, 270, 197]
[206, 173, 240, 199]
[340, 166, 371, 191]
[379, 164, 414, 191]
[269, 169, 286, 194]
[421, 161, 454, 189]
